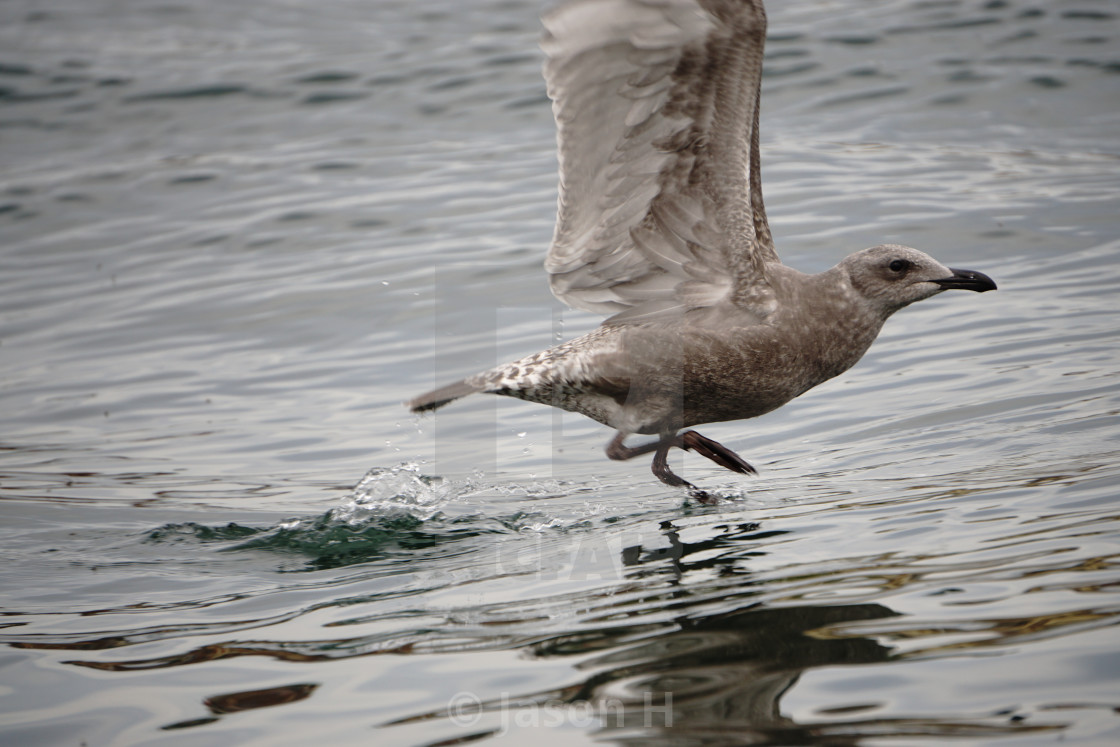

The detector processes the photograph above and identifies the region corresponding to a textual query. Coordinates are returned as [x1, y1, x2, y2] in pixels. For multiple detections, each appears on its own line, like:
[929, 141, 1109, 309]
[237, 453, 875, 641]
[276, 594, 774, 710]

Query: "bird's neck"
[774, 266, 887, 378]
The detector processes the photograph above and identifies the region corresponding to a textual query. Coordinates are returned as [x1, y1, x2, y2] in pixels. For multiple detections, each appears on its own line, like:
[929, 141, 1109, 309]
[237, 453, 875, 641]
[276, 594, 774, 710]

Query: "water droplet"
[517, 431, 527, 438]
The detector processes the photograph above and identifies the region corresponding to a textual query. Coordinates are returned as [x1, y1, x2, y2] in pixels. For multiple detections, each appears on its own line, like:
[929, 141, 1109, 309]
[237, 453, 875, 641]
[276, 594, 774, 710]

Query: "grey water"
[2, 0, 1119, 744]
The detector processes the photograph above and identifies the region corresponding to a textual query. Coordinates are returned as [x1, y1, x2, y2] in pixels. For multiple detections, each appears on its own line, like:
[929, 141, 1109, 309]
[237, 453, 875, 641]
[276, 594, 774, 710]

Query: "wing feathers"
[630, 225, 689, 275]
[543, 0, 778, 321]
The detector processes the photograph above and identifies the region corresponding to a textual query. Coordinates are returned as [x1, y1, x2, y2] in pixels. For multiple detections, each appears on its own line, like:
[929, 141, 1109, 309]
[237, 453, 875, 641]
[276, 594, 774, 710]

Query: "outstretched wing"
[542, 0, 778, 323]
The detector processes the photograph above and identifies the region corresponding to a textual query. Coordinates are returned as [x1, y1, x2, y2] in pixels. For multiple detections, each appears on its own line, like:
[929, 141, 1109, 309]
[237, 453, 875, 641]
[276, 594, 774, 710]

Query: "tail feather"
[407, 379, 481, 413]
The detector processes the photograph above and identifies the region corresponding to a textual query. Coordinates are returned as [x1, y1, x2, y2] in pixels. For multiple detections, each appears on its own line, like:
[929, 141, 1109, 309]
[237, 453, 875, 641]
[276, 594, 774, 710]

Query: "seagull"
[408, 0, 996, 500]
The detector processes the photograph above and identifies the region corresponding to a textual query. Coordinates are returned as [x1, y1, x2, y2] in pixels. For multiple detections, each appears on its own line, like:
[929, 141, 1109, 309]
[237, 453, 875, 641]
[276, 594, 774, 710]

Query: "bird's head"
[839, 244, 996, 316]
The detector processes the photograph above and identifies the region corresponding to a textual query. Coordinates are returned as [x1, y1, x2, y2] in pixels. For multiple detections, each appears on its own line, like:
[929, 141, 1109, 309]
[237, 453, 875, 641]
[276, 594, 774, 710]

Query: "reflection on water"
[6, 468, 1119, 741]
[1, 0, 1119, 744]
[387, 602, 899, 741]
[385, 599, 1071, 743]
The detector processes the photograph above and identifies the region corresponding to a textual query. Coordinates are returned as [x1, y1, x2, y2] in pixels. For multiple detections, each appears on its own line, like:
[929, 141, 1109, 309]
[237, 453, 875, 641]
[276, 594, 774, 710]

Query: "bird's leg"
[650, 437, 689, 487]
[605, 432, 665, 461]
[651, 436, 717, 505]
[605, 432, 730, 504]
[679, 431, 757, 475]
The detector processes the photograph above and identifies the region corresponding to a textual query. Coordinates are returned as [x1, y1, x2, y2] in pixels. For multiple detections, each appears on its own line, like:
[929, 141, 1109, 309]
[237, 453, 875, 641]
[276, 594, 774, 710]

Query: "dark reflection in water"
[622, 520, 785, 579]
[204, 682, 318, 714]
[63, 642, 330, 670]
[384, 599, 1059, 744]
[546, 604, 897, 739]
[163, 682, 319, 730]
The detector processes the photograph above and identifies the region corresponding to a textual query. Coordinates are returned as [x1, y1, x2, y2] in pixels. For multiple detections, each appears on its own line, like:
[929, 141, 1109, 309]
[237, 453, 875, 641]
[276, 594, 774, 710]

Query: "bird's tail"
[407, 378, 482, 413]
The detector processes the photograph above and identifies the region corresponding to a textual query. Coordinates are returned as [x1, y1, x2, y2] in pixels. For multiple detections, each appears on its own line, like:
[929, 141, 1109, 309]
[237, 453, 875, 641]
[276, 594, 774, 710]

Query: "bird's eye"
[889, 259, 911, 273]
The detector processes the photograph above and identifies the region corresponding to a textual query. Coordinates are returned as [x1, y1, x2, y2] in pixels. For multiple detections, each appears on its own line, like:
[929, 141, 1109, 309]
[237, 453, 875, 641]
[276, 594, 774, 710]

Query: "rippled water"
[2, 0, 1119, 744]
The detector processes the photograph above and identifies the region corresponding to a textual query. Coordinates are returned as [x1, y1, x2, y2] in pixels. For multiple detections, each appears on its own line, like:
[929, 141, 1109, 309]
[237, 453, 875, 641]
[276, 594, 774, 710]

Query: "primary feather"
[542, 0, 777, 323]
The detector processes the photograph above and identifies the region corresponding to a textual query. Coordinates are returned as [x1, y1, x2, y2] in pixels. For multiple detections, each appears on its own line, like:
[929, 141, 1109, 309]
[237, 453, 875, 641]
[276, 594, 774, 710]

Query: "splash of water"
[331, 462, 473, 524]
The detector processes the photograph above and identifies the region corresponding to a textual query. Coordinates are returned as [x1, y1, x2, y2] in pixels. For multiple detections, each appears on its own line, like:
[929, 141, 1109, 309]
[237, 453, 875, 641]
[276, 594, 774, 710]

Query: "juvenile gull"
[408, 0, 996, 499]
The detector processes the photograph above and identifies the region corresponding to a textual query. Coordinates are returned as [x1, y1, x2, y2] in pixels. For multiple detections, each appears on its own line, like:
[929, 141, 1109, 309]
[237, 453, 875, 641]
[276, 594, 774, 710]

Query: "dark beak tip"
[939, 267, 997, 293]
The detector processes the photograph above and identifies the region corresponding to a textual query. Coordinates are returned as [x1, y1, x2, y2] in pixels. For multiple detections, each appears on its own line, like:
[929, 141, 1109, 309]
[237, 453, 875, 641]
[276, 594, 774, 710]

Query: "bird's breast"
[600, 311, 882, 432]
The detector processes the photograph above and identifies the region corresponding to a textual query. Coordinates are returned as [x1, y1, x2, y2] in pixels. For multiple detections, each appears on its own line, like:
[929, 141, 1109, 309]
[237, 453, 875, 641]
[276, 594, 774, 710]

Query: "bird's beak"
[932, 267, 997, 292]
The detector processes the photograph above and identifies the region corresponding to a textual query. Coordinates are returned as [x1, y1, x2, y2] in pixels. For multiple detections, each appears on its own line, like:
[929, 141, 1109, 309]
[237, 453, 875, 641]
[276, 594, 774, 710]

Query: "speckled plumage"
[408, 0, 996, 497]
